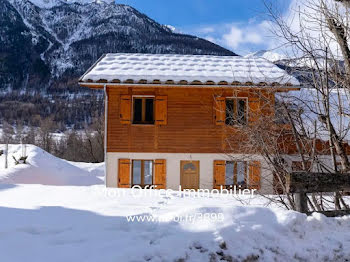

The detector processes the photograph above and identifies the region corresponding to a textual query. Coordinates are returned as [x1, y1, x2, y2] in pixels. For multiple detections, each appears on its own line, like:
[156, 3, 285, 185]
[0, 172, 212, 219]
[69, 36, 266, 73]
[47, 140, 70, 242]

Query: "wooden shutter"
[120, 95, 131, 124]
[118, 159, 131, 188]
[155, 96, 167, 125]
[215, 97, 225, 125]
[154, 159, 166, 189]
[249, 161, 261, 190]
[213, 160, 226, 189]
[249, 97, 260, 123]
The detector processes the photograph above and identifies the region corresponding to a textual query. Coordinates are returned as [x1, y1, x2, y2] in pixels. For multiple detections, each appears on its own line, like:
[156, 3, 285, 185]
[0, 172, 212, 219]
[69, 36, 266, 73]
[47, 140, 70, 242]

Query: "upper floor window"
[133, 96, 154, 125]
[225, 98, 247, 126]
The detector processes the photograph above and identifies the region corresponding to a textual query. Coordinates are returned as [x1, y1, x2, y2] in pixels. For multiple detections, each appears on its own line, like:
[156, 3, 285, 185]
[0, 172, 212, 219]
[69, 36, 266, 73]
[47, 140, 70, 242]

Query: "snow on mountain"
[164, 24, 177, 32]
[0, 144, 103, 186]
[25, 0, 115, 9]
[245, 50, 287, 62]
[1, 0, 235, 91]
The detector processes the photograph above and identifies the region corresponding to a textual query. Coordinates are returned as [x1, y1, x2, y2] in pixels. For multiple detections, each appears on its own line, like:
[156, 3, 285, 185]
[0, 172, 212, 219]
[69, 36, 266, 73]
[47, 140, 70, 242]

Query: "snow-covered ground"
[0, 144, 103, 186]
[0, 185, 349, 261]
[0, 144, 349, 261]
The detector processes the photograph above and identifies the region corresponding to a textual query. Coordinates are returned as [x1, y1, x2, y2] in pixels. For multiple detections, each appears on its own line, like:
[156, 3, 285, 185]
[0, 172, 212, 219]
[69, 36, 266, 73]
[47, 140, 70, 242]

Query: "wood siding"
[106, 86, 275, 153]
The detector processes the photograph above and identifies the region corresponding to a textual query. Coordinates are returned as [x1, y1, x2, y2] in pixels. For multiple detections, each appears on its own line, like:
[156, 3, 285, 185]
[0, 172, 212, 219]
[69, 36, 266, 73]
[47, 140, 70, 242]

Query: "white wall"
[106, 152, 274, 193]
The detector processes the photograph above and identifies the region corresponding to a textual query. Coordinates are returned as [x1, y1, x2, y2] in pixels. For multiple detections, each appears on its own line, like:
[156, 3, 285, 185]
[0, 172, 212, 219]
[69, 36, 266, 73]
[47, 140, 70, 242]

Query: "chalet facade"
[79, 53, 300, 193]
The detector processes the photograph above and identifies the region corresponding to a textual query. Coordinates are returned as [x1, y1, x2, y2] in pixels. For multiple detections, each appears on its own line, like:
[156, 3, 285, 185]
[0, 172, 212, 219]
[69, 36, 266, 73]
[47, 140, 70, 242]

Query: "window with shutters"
[225, 161, 248, 186]
[214, 160, 260, 189]
[132, 160, 153, 187]
[225, 98, 248, 126]
[132, 96, 155, 125]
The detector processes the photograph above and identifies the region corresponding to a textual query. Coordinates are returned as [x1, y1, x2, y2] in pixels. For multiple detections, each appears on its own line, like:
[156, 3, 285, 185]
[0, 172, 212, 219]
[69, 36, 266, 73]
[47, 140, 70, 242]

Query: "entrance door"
[180, 161, 200, 190]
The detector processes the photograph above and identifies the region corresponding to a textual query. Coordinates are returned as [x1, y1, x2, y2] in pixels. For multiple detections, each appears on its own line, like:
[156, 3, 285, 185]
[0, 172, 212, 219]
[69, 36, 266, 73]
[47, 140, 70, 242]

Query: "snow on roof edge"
[80, 53, 300, 87]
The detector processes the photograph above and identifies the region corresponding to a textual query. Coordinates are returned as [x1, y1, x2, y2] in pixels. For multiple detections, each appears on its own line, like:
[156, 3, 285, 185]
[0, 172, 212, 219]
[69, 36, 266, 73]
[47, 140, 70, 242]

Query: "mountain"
[245, 50, 287, 63]
[1, 0, 235, 92]
[0, 0, 235, 128]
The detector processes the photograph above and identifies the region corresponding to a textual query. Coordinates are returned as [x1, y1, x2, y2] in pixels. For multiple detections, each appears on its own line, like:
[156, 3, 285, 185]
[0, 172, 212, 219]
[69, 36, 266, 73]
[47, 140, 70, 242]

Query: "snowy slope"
[27, 0, 114, 9]
[0, 144, 103, 185]
[2, 0, 234, 91]
[0, 184, 349, 261]
[245, 50, 287, 62]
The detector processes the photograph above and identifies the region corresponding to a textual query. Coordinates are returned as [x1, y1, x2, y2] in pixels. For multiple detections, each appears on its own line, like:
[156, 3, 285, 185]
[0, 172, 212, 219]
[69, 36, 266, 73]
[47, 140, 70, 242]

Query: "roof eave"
[78, 81, 301, 91]
[78, 54, 107, 82]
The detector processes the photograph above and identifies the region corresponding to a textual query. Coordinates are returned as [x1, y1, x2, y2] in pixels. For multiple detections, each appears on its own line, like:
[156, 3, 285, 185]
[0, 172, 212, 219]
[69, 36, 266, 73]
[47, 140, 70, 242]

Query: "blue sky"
[116, 0, 292, 55]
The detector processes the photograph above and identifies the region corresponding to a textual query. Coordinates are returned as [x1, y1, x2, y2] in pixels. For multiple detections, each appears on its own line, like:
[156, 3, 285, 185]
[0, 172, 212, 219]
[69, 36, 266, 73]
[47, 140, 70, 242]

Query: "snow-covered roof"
[80, 53, 300, 86]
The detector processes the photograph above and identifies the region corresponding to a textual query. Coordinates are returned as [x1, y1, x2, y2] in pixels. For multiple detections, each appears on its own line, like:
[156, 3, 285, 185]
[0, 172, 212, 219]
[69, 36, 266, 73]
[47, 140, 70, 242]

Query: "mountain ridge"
[1, 0, 236, 93]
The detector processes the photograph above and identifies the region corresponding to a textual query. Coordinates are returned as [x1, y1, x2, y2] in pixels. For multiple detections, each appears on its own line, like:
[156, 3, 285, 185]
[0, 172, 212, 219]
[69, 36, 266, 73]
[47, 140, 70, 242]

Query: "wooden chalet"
[79, 53, 300, 192]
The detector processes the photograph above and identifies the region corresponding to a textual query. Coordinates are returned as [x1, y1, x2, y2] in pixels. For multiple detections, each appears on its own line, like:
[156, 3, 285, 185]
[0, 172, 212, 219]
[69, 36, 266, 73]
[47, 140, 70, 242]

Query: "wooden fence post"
[295, 192, 308, 213]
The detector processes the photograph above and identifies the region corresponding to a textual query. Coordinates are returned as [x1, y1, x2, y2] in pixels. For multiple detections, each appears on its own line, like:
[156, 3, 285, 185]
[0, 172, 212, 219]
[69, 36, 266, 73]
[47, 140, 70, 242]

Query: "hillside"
[1, 0, 235, 93]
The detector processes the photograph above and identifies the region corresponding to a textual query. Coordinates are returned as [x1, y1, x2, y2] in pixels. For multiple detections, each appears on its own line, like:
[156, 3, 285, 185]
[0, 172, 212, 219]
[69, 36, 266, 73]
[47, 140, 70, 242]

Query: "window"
[225, 161, 247, 186]
[133, 97, 154, 124]
[132, 160, 153, 187]
[225, 98, 247, 126]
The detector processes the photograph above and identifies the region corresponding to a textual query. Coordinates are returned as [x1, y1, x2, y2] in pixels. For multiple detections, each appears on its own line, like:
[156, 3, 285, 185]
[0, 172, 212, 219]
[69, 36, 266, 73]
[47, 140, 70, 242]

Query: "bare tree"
[223, 0, 350, 211]
[38, 117, 56, 153]
[83, 116, 104, 163]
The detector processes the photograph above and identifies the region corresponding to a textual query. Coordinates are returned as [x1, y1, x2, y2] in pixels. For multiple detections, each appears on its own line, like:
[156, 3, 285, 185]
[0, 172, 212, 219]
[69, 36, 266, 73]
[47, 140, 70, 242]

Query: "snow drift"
[0, 144, 103, 186]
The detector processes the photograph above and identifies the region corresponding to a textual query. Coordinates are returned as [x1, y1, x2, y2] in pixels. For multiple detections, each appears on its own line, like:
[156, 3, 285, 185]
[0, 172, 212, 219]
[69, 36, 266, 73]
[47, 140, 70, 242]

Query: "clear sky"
[116, 0, 292, 55]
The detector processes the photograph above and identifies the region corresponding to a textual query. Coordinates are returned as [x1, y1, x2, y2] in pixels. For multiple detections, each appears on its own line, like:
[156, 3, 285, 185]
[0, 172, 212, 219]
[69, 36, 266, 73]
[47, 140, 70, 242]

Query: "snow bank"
[0, 185, 348, 262]
[0, 144, 103, 186]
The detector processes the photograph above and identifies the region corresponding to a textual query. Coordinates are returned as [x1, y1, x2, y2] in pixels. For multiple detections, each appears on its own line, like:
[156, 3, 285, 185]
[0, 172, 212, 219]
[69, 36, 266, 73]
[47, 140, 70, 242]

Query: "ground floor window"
[225, 161, 247, 187]
[132, 160, 153, 187]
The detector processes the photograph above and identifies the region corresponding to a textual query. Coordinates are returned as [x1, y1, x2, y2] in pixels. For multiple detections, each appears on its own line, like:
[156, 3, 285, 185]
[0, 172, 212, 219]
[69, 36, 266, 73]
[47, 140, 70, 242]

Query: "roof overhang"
[78, 81, 301, 91]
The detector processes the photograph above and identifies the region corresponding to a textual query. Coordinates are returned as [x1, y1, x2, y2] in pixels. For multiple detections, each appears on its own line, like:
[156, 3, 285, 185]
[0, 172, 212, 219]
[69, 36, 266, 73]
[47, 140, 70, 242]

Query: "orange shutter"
[120, 95, 131, 124]
[249, 161, 261, 190]
[213, 160, 226, 189]
[249, 98, 260, 123]
[155, 96, 167, 125]
[118, 159, 131, 188]
[215, 97, 225, 125]
[154, 159, 166, 189]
